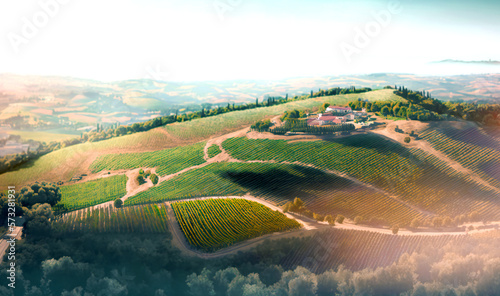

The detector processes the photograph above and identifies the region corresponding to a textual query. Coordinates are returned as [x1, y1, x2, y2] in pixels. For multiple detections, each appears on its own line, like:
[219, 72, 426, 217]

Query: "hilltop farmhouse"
[307, 105, 362, 126]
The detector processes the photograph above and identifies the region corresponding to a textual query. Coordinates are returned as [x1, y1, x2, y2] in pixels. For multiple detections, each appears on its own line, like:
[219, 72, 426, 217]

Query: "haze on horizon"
[1, 0, 499, 82]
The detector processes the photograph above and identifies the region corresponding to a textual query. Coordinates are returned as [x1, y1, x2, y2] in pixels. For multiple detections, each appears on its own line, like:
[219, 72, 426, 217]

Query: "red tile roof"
[307, 119, 321, 126]
[319, 116, 341, 121]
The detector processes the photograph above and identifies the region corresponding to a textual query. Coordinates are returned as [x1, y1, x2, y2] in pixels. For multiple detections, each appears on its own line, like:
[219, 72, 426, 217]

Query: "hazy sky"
[1, 0, 499, 81]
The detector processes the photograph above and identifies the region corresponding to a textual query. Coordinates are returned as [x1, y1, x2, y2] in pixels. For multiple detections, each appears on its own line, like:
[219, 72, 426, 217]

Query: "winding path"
[68, 126, 500, 258]
[160, 195, 498, 259]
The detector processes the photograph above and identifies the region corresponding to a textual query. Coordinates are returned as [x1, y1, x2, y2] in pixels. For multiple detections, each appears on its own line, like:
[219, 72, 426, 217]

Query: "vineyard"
[171, 198, 301, 252]
[282, 228, 469, 273]
[89, 142, 206, 176]
[58, 175, 127, 211]
[125, 162, 425, 225]
[0, 89, 400, 190]
[420, 127, 500, 189]
[52, 204, 169, 233]
[221, 135, 500, 220]
[207, 144, 222, 158]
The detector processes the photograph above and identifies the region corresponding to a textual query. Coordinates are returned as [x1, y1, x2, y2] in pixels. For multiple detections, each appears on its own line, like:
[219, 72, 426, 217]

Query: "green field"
[58, 175, 127, 211]
[125, 162, 425, 225]
[53, 204, 169, 233]
[207, 144, 222, 158]
[90, 142, 206, 176]
[221, 135, 500, 220]
[172, 198, 301, 251]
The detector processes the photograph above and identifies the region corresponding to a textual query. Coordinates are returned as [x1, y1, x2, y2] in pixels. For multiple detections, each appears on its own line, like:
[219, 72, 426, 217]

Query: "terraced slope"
[53, 204, 169, 233]
[126, 162, 427, 225]
[90, 142, 206, 176]
[420, 126, 500, 189]
[59, 175, 127, 211]
[221, 135, 500, 220]
[171, 198, 301, 252]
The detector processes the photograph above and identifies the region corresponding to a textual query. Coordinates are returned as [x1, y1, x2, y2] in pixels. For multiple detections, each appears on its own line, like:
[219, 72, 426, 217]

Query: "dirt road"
[160, 195, 500, 259]
[163, 195, 327, 258]
[371, 121, 500, 195]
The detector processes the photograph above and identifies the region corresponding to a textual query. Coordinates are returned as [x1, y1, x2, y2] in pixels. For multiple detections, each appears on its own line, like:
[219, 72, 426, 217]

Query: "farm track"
[163, 195, 496, 259]
[65, 125, 500, 257]
[371, 121, 500, 195]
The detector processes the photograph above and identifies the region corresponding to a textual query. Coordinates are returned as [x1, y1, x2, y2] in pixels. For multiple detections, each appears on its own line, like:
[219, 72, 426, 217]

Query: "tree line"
[394, 86, 500, 125]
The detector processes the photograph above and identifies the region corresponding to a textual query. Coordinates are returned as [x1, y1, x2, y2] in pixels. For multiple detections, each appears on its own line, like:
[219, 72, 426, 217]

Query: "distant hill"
[1, 73, 499, 130]
[433, 59, 500, 65]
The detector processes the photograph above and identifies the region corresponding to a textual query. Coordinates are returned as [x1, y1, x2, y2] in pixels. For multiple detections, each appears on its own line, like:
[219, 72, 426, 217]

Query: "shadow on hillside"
[218, 165, 354, 200]
[322, 133, 408, 157]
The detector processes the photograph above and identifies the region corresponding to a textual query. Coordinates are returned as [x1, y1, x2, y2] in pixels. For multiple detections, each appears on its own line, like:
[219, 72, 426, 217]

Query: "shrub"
[336, 215, 345, 224]
[366, 217, 388, 227]
[443, 216, 453, 227]
[392, 224, 399, 234]
[404, 137, 411, 143]
[410, 218, 421, 229]
[144, 170, 151, 177]
[139, 168, 144, 175]
[432, 217, 443, 228]
[303, 210, 314, 219]
[313, 213, 325, 222]
[324, 215, 335, 226]
[150, 174, 159, 185]
[354, 216, 363, 225]
[114, 198, 123, 208]
[137, 174, 146, 185]
[468, 211, 480, 222]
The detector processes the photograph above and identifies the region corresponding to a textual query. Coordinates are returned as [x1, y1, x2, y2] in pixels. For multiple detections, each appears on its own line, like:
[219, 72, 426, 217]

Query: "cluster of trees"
[311, 86, 372, 98]
[250, 119, 272, 131]
[445, 101, 500, 125]
[348, 99, 446, 121]
[408, 211, 483, 230]
[136, 169, 158, 186]
[270, 123, 354, 135]
[0, 182, 61, 225]
[395, 86, 500, 125]
[185, 249, 500, 296]
[283, 198, 344, 226]
[280, 109, 308, 122]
